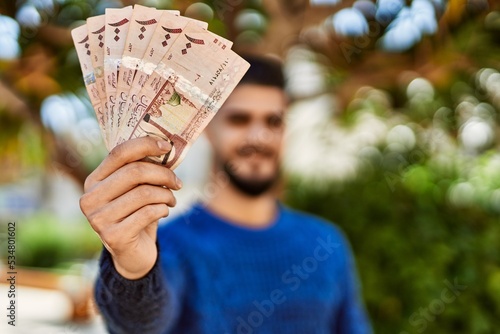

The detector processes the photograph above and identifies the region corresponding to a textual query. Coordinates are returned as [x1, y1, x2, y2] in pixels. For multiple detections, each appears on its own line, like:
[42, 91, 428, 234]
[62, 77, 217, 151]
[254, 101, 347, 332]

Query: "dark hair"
[239, 54, 285, 89]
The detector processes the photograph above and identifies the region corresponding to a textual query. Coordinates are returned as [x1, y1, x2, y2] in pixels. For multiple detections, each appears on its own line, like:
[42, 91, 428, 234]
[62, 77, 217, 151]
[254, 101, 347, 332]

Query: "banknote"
[116, 21, 234, 145]
[71, 24, 109, 149]
[126, 23, 249, 169]
[86, 15, 108, 139]
[117, 12, 209, 145]
[103, 5, 133, 145]
[73, 5, 250, 171]
[113, 5, 180, 146]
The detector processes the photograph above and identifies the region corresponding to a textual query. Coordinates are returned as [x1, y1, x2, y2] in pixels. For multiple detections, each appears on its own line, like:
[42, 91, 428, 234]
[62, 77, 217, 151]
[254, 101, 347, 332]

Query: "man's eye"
[227, 115, 249, 125]
[268, 115, 283, 129]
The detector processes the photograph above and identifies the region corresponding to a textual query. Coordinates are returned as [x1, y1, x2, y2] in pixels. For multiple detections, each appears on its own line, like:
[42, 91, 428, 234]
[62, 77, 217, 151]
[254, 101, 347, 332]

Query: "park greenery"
[0, 0, 499, 332]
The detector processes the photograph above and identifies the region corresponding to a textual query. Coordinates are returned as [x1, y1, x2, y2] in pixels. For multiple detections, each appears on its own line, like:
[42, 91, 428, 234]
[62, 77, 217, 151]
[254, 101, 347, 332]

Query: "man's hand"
[79, 136, 182, 280]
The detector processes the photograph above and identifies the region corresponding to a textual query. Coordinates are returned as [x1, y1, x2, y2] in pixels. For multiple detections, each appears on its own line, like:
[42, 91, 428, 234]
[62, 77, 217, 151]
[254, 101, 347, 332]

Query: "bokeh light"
[459, 118, 495, 153]
[332, 8, 369, 37]
[184, 2, 214, 22]
[16, 4, 42, 28]
[234, 9, 267, 32]
[412, 0, 438, 34]
[0, 15, 21, 59]
[375, 0, 404, 23]
[353, 0, 377, 19]
[407, 77, 434, 100]
[310, 0, 342, 5]
[284, 46, 326, 99]
[380, 7, 422, 52]
[386, 124, 417, 152]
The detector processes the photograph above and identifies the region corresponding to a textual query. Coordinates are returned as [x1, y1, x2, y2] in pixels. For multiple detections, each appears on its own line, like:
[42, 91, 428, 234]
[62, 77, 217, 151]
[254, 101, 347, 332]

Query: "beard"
[220, 145, 280, 197]
[223, 163, 279, 197]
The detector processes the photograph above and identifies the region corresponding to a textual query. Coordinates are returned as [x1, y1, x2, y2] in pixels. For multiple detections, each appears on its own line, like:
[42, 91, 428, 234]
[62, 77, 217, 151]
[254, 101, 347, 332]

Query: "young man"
[80, 56, 372, 333]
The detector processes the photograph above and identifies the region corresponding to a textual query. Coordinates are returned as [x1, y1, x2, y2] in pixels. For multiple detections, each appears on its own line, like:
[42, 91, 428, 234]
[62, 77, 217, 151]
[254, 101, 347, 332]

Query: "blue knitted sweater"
[95, 202, 372, 334]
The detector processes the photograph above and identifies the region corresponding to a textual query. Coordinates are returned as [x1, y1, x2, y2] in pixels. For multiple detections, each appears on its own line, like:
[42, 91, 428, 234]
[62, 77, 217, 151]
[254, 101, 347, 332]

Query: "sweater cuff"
[96, 247, 165, 303]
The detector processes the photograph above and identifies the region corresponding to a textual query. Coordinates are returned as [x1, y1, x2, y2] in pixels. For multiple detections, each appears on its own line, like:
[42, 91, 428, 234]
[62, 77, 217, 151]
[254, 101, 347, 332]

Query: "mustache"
[237, 144, 275, 157]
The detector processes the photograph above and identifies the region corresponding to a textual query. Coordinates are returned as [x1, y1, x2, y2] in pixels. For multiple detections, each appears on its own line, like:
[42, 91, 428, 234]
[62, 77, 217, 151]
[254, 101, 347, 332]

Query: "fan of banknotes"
[71, 5, 249, 169]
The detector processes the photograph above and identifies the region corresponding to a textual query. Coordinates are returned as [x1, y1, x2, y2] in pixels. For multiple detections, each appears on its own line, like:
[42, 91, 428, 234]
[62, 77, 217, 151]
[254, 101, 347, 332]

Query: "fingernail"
[175, 176, 183, 189]
[157, 140, 171, 152]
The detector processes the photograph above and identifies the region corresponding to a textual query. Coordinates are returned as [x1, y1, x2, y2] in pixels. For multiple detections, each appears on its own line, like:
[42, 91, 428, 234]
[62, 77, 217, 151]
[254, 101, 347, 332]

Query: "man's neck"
[204, 180, 278, 229]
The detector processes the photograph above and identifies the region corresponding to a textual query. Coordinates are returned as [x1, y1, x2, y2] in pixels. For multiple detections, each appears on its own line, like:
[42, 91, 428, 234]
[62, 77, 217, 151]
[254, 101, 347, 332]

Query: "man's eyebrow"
[265, 110, 285, 118]
[222, 108, 285, 116]
[223, 108, 251, 114]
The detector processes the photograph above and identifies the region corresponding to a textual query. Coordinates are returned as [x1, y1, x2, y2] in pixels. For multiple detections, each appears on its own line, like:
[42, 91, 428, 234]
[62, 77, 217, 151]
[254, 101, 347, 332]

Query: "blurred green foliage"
[284, 8, 500, 333]
[0, 215, 101, 269]
[287, 170, 500, 333]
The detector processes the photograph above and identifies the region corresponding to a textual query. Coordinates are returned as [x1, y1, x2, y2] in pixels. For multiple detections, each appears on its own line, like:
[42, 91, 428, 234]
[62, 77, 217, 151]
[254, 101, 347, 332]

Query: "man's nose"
[246, 121, 270, 144]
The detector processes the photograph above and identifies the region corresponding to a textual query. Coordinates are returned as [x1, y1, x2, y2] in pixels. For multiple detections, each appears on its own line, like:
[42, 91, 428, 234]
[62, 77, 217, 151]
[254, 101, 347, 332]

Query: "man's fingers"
[121, 203, 169, 238]
[99, 204, 169, 251]
[83, 161, 182, 205]
[85, 136, 172, 191]
[87, 185, 176, 232]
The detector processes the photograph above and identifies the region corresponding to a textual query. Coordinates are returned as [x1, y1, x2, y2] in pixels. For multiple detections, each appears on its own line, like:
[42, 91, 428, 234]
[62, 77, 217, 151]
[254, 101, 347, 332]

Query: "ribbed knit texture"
[95, 202, 372, 334]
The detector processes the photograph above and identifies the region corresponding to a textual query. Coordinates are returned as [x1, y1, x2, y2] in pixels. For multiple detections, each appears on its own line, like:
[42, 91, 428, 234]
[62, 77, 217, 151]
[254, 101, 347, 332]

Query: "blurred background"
[0, 0, 499, 333]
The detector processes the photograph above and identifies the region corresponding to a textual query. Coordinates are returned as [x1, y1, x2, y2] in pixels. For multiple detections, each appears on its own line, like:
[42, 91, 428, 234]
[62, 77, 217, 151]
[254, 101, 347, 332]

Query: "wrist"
[112, 252, 158, 280]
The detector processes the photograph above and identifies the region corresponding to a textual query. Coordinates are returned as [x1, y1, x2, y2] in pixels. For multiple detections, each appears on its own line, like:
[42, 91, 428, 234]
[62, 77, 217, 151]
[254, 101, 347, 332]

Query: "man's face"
[206, 84, 287, 196]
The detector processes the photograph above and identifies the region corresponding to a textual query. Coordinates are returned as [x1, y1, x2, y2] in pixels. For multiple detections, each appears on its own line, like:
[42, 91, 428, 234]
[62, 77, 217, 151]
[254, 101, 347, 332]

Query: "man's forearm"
[95, 249, 179, 334]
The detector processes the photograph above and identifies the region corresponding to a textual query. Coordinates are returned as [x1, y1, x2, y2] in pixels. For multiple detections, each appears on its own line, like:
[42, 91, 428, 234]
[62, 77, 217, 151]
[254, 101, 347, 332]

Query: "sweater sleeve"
[334, 234, 373, 334]
[94, 248, 183, 334]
